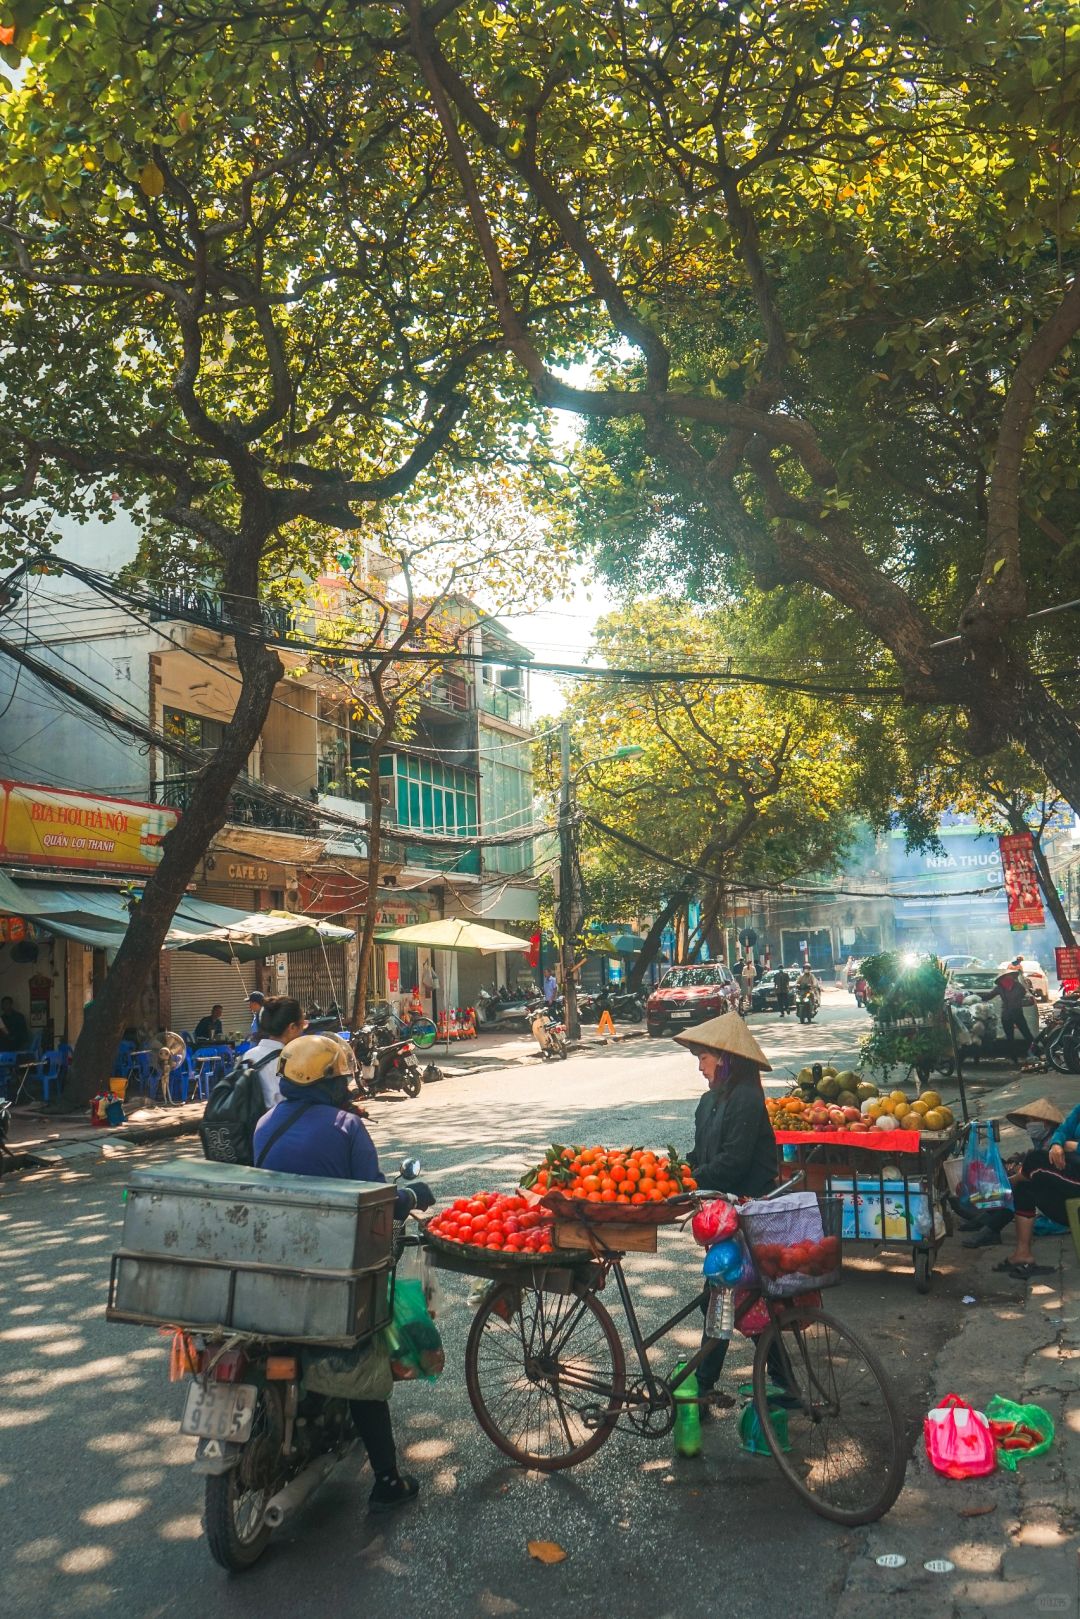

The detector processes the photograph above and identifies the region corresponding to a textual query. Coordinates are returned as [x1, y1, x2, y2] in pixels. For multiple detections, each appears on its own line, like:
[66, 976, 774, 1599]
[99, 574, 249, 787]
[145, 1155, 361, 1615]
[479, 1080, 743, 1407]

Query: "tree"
[407, 0, 1080, 809]
[540, 601, 864, 983]
[0, 10, 554, 1099]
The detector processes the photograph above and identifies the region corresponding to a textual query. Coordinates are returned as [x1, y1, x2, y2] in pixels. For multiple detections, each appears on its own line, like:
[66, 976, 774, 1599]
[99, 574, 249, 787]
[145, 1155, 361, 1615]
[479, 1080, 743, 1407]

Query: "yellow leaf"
[139, 161, 165, 198]
[527, 1540, 567, 1564]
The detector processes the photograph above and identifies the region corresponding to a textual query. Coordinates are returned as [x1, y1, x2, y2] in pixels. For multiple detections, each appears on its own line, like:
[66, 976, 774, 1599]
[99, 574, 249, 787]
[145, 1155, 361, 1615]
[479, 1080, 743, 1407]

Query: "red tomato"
[467, 1199, 486, 1215]
[453, 1198, 470, 1213]
[486, 1236, 504, 1249]
[471, 1214, 489, 1233]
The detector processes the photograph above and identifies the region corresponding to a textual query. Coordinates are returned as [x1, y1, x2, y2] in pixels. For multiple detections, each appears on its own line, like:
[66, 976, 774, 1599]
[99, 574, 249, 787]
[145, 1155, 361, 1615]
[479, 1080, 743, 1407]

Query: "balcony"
[421, 673, 473, 717]
[478, 682, 527, 727]
[148, 585, 295, 640]
[151, 776, 315, 835]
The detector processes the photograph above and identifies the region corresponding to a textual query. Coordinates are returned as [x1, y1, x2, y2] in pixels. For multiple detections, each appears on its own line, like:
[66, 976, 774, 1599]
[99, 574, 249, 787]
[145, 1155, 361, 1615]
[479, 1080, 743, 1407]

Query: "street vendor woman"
[676, 1012, 779, 1407]
[996, 1099, 1080, 1280]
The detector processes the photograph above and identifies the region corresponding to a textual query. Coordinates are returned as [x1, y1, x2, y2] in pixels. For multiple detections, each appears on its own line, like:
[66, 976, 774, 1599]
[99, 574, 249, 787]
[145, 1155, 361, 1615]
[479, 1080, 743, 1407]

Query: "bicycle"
[453, 1180, 906, 1526]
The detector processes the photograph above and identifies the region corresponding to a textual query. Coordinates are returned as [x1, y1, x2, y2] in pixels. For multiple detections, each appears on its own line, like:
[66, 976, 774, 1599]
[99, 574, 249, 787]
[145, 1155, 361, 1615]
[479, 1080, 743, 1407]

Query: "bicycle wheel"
[753, 1307, 906, 1525]
[465, 1282, 625, 1471]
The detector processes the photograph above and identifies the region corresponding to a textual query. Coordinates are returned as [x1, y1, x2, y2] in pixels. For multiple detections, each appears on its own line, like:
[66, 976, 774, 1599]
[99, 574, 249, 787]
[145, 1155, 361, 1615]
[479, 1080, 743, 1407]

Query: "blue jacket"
[253, 1078, 409, 1216]
[1050, 1103, 1080, 1151]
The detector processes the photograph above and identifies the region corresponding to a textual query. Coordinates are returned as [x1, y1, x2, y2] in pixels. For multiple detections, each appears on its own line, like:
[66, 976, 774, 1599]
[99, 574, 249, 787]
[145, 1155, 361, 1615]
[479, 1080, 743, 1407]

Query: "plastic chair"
[0, 1052, 17, 1097]
[193, 1047, 229, 1100]
[127, 1050, 158, 1100]
[1065, 1200, 1080, 1266]
[31, 1048, 67, 1103]
[116, 1039, 136, 1078]
[168, 1045, 196, 1103]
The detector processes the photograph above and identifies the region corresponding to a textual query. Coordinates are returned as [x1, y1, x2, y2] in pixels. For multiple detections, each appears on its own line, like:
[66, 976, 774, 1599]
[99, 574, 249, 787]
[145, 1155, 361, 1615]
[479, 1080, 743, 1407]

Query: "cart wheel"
[465, 1282, 625, 1471]
[913, 1247, 933, 1294]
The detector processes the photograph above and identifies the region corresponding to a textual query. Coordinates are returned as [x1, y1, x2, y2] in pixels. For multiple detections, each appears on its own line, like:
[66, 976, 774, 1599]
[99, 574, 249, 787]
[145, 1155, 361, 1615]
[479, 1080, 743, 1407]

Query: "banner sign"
[0, 780, 177, 874]
[997, 832, 1045, 931]
[1055, 946, 1080, 988]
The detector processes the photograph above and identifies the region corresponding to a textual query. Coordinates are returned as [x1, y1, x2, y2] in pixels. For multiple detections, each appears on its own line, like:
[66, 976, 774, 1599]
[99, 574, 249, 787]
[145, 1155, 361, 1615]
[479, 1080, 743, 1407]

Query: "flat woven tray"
[423, 1228, 584, 1270]
[539, 1191, 694, 1226]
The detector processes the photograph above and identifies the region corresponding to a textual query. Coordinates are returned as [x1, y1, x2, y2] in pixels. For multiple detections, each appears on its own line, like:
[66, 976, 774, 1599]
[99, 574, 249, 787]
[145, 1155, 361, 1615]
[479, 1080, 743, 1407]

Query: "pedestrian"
[994, 1100, 1080, 1279]
[192, 1004, 224, 1044]
[742, 956, 757, 999]
[676, 1012, 779, 1409]
[773, 966, 791, 1017]
[246, 989, 266, 1039]
[253, 1033, 435, 1511]
[844, 957, 858, 993]
[0, 995, 29, 1053]
[245, 996, 308, 1110]
[984, 960, 1034, 1059]
[543, 968, 558, 1005]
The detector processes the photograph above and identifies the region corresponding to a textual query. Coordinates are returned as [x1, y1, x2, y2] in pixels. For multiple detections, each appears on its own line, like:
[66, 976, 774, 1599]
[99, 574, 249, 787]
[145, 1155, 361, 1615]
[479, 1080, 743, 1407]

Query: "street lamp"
[558, 722, 644, 1041]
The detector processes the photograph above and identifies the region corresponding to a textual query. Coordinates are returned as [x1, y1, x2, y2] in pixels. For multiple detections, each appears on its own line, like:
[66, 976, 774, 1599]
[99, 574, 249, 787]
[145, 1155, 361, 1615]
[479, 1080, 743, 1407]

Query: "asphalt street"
[0, 995, 1008, 1618]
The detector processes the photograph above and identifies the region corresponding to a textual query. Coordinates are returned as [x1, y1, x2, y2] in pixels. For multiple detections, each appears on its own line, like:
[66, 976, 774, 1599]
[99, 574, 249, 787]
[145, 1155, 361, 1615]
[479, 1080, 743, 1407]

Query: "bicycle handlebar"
[693, 1168, 808, 1203]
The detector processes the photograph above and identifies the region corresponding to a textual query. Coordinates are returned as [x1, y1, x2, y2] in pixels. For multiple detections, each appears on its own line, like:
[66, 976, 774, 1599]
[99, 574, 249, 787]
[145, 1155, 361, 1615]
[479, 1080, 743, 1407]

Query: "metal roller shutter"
[168, 952, 257, 1042]
[285, 944, 349, 1015]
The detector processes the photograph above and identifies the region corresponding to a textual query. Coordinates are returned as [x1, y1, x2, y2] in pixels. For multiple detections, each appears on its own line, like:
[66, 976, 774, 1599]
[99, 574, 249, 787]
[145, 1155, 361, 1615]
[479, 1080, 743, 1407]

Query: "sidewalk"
[836, 1231, 1078, 1617]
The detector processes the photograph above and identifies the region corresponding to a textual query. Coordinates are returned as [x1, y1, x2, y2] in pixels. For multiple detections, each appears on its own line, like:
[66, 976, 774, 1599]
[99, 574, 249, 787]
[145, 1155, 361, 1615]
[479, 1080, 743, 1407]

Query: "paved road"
[0, 996, 986, 1619]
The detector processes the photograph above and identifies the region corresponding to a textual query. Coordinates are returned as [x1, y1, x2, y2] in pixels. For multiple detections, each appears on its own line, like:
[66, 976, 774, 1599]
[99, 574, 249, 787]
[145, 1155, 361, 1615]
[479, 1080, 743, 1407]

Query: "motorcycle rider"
[795, 966, 820, 1011]
[253, 1034, 435, 1513]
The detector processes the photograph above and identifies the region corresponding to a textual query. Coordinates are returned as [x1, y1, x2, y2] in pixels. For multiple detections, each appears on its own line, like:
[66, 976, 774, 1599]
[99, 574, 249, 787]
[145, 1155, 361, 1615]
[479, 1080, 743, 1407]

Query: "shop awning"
[0, 874, 352, 959]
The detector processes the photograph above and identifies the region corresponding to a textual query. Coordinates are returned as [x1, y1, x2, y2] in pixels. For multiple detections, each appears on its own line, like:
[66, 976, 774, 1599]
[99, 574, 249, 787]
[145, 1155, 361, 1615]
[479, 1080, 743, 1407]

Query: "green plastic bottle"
[672, 1360, 702, 1457]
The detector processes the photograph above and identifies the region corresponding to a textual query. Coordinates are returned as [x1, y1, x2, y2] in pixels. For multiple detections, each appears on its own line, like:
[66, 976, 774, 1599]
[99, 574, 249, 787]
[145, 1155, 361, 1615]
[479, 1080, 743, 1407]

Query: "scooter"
[796, 987, 819, 1024]
[351, 1017, 422, 1098]
[163, 1158, 429, 1571]
[593, 986, 644, 1024]
[528, 1000, 568, 1060]
[476, 985, 533, 1030]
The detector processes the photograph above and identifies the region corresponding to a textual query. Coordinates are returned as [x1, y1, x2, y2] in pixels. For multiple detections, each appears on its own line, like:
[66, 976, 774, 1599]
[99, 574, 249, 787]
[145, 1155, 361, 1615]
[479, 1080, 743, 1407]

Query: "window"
[381, 753, 479, 840]
[163, 708, 229, 775]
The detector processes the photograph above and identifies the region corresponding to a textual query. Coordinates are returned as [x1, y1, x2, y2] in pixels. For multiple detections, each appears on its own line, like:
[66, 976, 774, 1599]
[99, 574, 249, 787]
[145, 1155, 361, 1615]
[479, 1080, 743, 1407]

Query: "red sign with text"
[998, 832, 1045, 931]
[1055, 947, 1080, 990]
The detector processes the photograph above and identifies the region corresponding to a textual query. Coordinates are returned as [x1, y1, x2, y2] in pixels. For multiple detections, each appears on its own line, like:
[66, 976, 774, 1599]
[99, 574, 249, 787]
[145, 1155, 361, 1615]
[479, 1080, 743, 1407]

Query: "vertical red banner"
[998, 832, 1045, 931]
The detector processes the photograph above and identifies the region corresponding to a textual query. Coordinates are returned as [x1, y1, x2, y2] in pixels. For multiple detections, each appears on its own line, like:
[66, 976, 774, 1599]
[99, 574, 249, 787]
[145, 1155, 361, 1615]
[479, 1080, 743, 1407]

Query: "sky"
[499, 565, 615, 722]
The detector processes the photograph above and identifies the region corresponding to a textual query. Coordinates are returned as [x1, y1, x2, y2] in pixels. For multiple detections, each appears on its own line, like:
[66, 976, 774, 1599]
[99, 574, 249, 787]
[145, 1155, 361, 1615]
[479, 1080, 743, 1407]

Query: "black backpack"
[199, 1049, 280, 1166]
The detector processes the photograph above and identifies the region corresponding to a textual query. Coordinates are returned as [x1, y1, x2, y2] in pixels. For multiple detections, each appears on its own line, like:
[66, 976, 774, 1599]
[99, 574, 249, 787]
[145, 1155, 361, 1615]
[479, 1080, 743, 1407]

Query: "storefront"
[0, 779, 179, 1046]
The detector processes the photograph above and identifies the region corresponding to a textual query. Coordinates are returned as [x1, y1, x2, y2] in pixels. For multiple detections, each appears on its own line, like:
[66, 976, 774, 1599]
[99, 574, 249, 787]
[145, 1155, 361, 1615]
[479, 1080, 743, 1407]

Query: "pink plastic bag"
[924, 1393, 996, 1479]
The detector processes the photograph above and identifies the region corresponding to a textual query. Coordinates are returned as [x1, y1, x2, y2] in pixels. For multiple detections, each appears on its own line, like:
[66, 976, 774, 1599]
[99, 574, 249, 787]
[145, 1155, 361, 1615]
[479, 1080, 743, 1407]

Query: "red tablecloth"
[774, 1128, 925, 1154]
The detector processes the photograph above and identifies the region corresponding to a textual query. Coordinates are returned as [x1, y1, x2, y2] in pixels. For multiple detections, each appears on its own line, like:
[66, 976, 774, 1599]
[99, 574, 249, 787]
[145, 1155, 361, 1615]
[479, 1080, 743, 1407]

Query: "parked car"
[997, 956, 1050, 1003]
[941, 954, 984, 971]
[646, 964, 740, 1036]
[945, 967, 1002, 1006]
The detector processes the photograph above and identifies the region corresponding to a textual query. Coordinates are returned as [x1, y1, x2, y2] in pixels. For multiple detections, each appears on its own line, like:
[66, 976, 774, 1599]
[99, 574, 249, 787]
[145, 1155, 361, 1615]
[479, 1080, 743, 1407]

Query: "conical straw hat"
[674, 1012, 771, 1070]
[1005, 1096, 1063, 1128]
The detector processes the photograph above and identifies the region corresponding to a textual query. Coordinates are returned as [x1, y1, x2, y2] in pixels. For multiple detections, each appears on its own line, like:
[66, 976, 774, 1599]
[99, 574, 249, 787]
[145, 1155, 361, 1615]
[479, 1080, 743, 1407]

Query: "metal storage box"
[107, 1159, 395, 1345]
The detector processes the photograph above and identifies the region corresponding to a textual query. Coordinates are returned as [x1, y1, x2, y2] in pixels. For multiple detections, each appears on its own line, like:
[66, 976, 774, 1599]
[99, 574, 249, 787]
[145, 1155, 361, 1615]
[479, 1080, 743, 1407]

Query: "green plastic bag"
[986, 1395, 1055, 1471]
[386, 1276, 444, 1383]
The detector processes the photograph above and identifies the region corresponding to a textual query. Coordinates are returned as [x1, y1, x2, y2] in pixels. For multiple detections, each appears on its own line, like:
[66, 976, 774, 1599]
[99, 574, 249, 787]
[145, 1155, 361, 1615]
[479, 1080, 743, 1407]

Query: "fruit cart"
[774, 1125, 959, 1292]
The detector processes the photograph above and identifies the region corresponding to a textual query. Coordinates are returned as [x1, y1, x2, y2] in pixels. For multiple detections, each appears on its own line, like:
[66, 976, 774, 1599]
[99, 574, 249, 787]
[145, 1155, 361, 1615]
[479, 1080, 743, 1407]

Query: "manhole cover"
[875, 1553, 907, 1569]
[924, 1559, 955, 1575]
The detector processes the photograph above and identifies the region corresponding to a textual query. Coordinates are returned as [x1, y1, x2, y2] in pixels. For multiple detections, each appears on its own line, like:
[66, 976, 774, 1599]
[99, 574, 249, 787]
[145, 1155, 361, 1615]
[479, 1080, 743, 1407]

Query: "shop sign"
[0, 780, 177, 874]
[1055, 946, 1080, 988]
[220, 858, 287, 887]
[998, 831, 1045, 931]
[0, 915, 29, 942]
[376, 901, 427, 927]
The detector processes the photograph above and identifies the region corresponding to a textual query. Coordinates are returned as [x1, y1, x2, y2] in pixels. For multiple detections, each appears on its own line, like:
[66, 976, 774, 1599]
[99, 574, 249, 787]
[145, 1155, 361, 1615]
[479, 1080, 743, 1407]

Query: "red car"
[646, 964, 740, 1037]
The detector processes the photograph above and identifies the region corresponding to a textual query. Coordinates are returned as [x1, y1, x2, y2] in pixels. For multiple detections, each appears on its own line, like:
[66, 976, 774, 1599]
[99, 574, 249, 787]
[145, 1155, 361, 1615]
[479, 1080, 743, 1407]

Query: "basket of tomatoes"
[738, 1193, 843, 1297]
[523, 1143, 697, 1226]
[424, 1191, 581, 1271]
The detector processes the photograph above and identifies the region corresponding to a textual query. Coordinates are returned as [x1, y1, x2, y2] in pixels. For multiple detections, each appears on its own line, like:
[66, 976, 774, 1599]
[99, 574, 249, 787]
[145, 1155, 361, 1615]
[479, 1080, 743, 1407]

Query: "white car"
[997, 956, 1050, 1002]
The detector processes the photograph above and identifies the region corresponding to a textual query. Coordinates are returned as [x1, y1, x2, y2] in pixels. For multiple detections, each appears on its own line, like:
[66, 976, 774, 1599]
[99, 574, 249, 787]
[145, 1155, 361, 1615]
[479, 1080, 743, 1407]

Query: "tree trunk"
[67, 552, 284, 1106]
[351, 741, 385, 1030]
[627, 890, 687, 991]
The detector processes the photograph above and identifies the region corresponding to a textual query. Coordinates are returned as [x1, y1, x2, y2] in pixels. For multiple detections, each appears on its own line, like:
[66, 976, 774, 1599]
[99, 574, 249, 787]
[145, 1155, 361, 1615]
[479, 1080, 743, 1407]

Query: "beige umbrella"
[375, 918, 532, 1052]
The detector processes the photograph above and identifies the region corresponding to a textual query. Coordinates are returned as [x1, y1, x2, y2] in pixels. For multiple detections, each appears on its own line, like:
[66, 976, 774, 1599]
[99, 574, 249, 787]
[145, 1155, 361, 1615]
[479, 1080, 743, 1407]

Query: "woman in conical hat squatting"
[675, 1012, 783, 1408]
[948, 1097, 1065, 1261]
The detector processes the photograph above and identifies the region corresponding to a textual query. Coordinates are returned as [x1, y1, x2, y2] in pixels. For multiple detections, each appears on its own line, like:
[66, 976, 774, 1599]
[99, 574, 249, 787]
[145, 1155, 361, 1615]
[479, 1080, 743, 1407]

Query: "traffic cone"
[597, 1009, 616, 1036]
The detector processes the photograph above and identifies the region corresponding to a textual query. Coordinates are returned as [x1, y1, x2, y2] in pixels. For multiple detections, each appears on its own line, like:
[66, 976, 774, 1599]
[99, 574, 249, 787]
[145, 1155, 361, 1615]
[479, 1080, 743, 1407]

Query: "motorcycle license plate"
[181, 1381, 258, 1442]
[670, 1010, 693, 1020]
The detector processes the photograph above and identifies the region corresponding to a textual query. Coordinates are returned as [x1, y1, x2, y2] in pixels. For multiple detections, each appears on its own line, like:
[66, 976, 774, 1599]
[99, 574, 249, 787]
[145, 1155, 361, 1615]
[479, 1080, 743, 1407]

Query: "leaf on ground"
[527, 1540, 567, 1564]
[958, 1503, 996, 1518]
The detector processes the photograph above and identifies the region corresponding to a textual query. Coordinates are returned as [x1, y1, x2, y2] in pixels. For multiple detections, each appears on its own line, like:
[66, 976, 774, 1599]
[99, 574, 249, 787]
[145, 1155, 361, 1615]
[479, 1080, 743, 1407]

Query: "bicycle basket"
[738, 1192, 843, 1297]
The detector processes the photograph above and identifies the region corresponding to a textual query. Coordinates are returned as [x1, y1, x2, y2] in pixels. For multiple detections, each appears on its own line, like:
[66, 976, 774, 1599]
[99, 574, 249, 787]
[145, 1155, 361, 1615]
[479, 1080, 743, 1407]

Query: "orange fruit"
[630, 1192, 647, 1204]
[638, 1176, 656, 1193]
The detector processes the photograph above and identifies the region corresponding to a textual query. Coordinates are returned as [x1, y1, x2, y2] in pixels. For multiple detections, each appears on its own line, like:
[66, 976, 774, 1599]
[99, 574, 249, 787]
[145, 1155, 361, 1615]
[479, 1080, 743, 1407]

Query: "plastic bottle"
[672, 1359, 702, 1457]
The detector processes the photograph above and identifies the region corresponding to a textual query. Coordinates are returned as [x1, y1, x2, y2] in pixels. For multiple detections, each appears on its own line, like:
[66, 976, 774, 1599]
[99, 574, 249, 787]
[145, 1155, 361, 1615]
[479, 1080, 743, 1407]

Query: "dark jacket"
[253, 1077, 411, 1217]
[687, 1081, 777, 1198]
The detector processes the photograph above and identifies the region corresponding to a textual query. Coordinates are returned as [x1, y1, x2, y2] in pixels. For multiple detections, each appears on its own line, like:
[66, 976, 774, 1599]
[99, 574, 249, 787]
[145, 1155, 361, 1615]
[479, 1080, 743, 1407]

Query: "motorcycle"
[528, 999, 568, 1060]
[175, 1158, 427, 1571]
[796, 987, 819, 1024]
[304, 1000, 347, 1035]
[592, 986, 644, 1024]
[352, 1007, 435, 1097]
[476, 985, 533, 1030]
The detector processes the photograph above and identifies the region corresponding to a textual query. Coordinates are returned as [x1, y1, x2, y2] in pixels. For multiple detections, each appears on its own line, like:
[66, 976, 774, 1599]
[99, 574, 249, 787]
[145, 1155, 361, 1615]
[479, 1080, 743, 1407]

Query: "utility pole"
[558, 720, 581, 1042]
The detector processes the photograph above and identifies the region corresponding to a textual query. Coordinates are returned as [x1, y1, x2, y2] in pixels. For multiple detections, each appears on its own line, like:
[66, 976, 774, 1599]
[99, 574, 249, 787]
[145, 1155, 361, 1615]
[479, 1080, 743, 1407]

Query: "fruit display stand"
[774, 1126, 959, 1293]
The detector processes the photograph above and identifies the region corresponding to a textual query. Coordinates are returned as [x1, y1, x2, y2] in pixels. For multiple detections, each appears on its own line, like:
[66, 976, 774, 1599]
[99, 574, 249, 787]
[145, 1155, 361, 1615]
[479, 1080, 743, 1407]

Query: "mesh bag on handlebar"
[738, 1192, 843, 1297]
